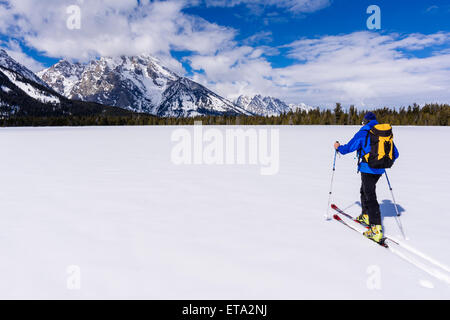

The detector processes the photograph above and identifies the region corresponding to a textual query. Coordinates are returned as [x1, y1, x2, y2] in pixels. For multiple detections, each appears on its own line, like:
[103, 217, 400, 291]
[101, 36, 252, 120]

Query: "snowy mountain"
[38, 55, 250, 117]
[0, 61, 133, 118]
[1, 66, 60, 105]
[158, 78, 249, 117]
[234, 94, 311, 116]
[37, 60, 85, 97]
[0, 49, 48, 87]
[2, 49, 308, 118]
[289, 102, 312, 113]
[235, 95, 253, 111]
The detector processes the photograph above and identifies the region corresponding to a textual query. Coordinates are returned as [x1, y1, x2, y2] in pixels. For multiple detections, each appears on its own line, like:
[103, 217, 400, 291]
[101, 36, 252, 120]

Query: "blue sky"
[182, 0, 450, 70]
[0, 0, 449, 107]
[186, 1, 448, 54]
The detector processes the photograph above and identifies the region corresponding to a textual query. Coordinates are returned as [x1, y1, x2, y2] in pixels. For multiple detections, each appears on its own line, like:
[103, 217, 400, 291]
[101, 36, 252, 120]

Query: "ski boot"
[356, 213, 370, 227]
[364, 225, 384, 244]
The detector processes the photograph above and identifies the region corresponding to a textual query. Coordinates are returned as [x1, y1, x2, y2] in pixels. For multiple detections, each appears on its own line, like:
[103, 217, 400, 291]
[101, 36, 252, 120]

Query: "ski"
[332, 205, 403, 247]
[333, 214, 389, 248]
[331, 205, 399, 243]
[332, 214, 389, 248]
[331, 204, 369, 228]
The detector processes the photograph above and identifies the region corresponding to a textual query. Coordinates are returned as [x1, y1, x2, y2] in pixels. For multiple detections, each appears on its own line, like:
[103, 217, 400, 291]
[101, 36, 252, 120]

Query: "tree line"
[1, 103, 448, 127]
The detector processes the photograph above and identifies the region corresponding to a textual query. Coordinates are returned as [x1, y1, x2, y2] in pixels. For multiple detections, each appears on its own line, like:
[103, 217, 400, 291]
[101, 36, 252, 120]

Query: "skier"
[334, 112, 399, 243]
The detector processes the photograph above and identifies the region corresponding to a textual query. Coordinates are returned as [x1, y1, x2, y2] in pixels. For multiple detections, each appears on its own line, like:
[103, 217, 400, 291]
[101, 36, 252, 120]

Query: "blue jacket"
[337, 120, 399, 175]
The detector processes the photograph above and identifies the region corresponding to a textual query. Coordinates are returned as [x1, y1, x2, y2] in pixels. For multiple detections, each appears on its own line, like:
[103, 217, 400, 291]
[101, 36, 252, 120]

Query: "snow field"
[0, 125, 448, 299]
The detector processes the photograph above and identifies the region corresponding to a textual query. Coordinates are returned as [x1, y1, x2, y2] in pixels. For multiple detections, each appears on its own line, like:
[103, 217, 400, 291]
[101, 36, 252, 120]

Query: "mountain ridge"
[234, 94, 311, 116]
[0, 58, 134, 119]
[0, 49, 49, 87]
[1, 49, 310, 118]
[38, 55, 251, 117]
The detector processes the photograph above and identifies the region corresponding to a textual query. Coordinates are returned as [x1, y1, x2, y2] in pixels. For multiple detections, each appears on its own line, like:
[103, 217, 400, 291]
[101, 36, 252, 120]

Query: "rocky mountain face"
[38, 55, 250, 117]
[1, 49, 310, 119]
[158, 78, 249, 117]
[234, 95, 311, 116]
[37, 60, 85, 97]
[288, 102, 312, 113]
[0, 52, 133, 118]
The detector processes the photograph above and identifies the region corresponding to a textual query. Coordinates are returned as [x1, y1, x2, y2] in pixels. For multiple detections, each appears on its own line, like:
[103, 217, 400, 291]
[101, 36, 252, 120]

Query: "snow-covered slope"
[37, 60, 85, 97]
[0, 49, 48, 87]
[0, 51, 60, 113]
[0, 126, 448, 299]
[235, 94, 311, 116]
[235, 95, 253, 111]
[38, 55, 177, 113]
[158, 78, 249, 117]
[1, 66, 60, 104]
[39, 55, 250, 117]
[0, 64, 134, 118]
[289, 102, 312, 113]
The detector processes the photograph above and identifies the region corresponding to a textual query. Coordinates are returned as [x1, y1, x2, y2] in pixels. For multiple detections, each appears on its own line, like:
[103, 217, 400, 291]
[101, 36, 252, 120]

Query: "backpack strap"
[357, 130, 371, 173]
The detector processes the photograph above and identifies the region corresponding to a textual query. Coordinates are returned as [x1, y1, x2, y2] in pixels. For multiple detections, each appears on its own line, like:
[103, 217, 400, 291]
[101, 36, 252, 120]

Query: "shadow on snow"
[345, 200, 406, 222]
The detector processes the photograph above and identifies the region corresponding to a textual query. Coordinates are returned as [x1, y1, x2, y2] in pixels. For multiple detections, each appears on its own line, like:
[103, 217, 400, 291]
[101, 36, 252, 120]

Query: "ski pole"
[384, 171, 408, 240]
[325, 148, 338, 221]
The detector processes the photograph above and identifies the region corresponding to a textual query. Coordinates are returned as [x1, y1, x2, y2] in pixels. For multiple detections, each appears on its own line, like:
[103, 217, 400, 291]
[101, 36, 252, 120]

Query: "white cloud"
[1, 0, 449, 108]
[425, 5, 439, 13]
[243, 31, 273, 45]
[0, 40, 45, 72]
[188, 31, 450, 107]
[0, 0, 236, 66]
[203, 0, 332, 13]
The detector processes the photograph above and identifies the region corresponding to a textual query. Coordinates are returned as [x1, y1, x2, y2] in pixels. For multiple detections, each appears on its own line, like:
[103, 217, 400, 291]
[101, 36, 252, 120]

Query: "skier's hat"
[364, 112, 377, 121]
[362, 112, 377, 125]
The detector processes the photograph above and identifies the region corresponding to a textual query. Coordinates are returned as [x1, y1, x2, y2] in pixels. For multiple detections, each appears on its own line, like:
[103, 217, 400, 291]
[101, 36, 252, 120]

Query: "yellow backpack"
[361, 124, 395, 169]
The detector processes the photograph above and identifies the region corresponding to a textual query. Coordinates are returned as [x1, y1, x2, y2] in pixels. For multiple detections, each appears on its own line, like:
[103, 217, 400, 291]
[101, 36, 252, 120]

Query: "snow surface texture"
[0, 126, 448, 299]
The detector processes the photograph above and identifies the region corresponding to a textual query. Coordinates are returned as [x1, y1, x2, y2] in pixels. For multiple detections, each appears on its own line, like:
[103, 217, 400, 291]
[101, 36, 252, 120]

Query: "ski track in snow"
[333, 208, 450, 285]
[0, 125, 449, 299]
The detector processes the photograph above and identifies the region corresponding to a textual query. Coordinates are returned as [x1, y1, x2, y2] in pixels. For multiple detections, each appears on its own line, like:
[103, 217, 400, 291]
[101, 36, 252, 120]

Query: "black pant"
[360, 172, 382, 225]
